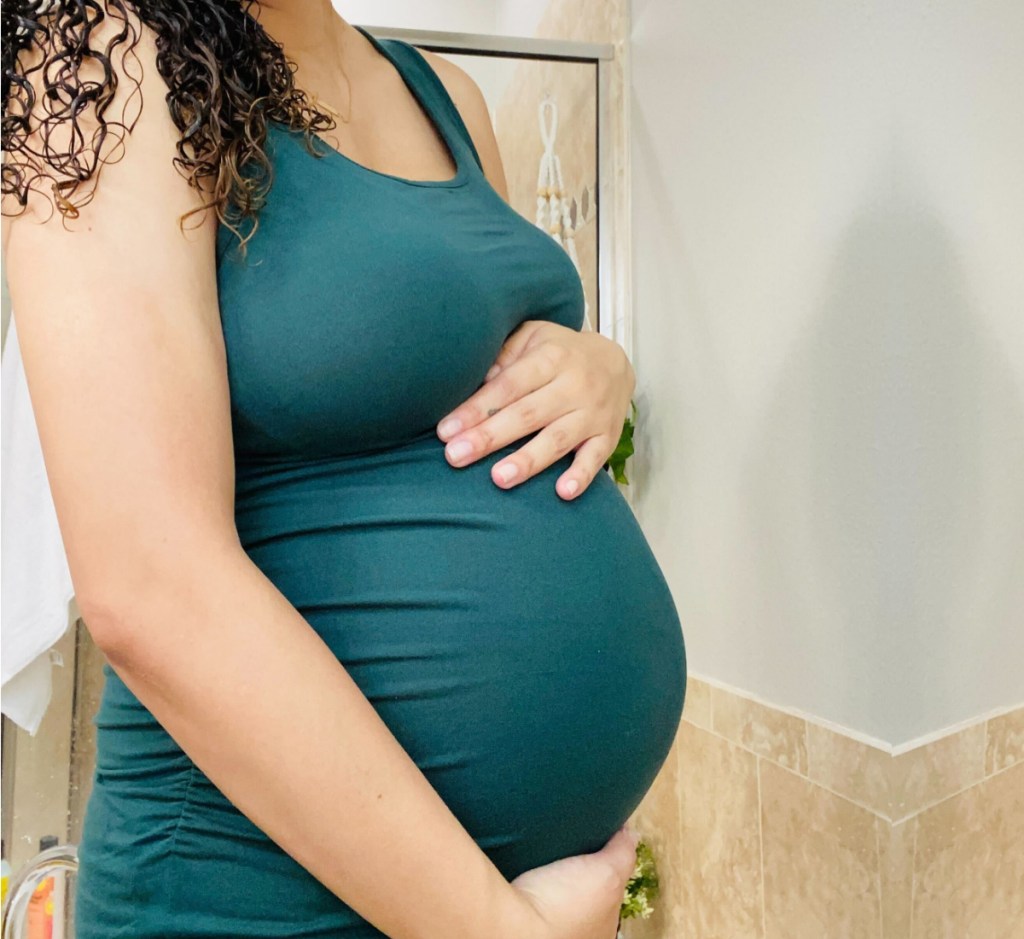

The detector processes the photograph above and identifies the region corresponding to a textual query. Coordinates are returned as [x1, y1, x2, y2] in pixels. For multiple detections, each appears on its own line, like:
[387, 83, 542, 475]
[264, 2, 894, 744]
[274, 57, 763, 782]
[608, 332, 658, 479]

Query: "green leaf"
[607, 399, 638, 486]
[620, 839, 661, 920]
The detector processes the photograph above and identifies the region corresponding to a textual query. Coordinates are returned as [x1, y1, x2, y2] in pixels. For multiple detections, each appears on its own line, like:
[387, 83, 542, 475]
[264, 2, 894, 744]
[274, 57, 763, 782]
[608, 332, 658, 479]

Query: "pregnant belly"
[234, 429, 687, 875]
[80, 429, 686, 936]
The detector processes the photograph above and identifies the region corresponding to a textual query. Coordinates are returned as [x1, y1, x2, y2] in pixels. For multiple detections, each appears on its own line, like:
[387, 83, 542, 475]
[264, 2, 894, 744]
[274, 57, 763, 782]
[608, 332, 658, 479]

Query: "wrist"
[434, 863, 542, 939]
[492, 885, 545, 939]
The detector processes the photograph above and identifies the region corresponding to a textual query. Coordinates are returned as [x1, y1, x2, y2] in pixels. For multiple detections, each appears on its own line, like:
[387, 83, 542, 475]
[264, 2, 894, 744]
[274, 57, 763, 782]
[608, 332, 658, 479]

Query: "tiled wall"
[625, 676, 1024, 939]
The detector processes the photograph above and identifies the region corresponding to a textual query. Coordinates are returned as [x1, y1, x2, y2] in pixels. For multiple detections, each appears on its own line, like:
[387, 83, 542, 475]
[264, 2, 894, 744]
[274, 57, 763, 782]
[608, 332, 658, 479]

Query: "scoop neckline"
[283, 24, 470, 190]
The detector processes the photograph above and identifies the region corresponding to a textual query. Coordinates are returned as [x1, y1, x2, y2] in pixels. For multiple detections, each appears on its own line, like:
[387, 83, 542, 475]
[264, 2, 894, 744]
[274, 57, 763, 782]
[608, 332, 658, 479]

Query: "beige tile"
[536, 0, 627, 44]
[681, 675, 711, 730]
[807, 721, 893, 817]
[711, 686, 808, 775]
[877, 815, 915, 939]
[676, 722, 764, 939]
[985, 707, 1024, 776]
[912, 762, 1024, 939]
[624, 726, 685, 939]
[892, 723, 986, 822]
[760, 759, 882, 939]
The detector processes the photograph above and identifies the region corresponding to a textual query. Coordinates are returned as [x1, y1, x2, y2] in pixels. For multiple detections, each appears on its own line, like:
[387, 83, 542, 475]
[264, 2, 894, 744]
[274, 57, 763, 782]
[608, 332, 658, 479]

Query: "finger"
[437, 347, 562, 444]
[491, 319, 548, 367]
[484, 319, 556, 381]
[445, 378, 575, 469]
[490, 410, 588, 488]
[555, 433, 615, 500]
[602, 825, 641, 884]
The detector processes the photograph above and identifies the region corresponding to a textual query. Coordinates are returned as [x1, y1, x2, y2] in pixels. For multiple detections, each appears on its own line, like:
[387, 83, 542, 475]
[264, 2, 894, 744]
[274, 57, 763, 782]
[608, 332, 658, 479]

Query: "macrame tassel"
[535, 95, 594, 332]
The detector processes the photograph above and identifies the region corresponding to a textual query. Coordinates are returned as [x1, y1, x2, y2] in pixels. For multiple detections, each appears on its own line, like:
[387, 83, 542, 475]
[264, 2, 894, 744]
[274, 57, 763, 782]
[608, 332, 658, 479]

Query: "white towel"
[1, 310, 77, 736]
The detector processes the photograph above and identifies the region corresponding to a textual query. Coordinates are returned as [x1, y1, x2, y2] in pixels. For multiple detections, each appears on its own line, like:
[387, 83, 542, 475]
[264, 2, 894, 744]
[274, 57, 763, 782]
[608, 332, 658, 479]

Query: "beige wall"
[627, 679, 1024, 939]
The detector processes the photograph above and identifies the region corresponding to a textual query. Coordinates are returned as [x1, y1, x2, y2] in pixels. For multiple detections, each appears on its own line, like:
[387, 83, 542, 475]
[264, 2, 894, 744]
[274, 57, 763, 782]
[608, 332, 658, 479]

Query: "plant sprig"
[607, 399, 638, 485]
[620, 839, 660, 920]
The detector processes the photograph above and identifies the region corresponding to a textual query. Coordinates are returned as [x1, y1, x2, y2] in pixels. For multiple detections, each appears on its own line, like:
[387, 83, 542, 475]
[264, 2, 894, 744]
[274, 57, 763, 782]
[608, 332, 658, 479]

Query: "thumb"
[597, 825, 641, 884]
[485, 320, 547, 379]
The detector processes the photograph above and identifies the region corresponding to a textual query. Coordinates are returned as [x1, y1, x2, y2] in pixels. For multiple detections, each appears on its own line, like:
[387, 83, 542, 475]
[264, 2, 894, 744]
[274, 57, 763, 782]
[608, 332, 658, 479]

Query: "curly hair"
[2, 0, 337, 251]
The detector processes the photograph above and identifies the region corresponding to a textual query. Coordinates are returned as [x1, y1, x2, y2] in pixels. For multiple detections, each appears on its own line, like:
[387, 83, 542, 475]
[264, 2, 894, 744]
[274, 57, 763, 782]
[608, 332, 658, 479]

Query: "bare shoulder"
[3, 3, 234, 609]
[3, 0, 220, 360]
[417, 48, 509, 201]
[2, 2, 214, 240]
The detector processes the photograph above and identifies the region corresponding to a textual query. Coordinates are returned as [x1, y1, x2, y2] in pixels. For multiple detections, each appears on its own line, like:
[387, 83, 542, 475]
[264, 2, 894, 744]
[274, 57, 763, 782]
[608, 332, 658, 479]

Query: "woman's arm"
[3, 22, 532, 939]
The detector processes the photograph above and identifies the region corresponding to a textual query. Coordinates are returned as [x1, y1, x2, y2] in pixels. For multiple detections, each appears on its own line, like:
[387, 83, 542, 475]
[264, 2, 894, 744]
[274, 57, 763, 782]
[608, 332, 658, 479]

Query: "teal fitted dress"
[74, 27, 686, 938]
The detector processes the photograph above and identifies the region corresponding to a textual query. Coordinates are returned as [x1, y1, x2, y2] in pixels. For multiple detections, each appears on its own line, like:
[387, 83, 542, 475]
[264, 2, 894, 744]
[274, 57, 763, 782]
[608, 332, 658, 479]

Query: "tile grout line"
[875, 820, 884, 939]
[803, 717, 810, 778]
[687, 675, 1024, 757]
[684, 713, 1024, 827]
[908, 818, 918, 939]
[892, 757, 1022, 826]
[684, 717, 891, 822]
[756, 754, 767, 939]
[687, 674, 895, 752]
[978, 717, 989, 781]
[982, 716, 992, 779]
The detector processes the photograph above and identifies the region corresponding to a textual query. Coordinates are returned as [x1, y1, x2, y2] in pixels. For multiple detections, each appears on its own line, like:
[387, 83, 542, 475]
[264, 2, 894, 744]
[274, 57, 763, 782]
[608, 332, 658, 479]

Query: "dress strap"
[359, 29, 485, 175]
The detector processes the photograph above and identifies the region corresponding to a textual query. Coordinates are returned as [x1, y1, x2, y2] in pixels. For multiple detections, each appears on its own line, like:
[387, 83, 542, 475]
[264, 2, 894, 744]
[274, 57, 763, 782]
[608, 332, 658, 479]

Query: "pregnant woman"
[3, 4, 686, 938]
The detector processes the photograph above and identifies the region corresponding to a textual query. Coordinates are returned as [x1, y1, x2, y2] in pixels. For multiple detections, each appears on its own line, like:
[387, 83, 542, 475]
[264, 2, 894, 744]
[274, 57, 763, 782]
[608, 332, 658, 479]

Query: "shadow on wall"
[739, 145, 1024, 744]
[627, 102, 723, 551]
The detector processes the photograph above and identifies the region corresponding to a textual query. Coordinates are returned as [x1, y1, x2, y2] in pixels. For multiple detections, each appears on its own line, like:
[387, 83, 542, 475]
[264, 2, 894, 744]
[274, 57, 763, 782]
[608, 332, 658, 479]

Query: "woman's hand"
[504, 825, 641, 939]
[435, 320, 636, 500]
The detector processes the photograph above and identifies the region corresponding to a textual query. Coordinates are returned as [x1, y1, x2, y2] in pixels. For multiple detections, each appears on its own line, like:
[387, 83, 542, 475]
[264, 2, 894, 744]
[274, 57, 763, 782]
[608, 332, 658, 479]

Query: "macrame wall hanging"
[535, 95, 595, 333]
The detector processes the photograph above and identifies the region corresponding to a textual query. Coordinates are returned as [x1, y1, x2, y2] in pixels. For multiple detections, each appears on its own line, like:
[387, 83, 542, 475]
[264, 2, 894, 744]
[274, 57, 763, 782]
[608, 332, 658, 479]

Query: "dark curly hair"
[2, 0, 337, 251]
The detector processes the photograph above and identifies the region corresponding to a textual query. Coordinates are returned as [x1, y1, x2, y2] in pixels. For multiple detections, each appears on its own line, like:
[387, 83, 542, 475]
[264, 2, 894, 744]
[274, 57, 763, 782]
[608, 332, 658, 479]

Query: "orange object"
[27, 876, 54, 939]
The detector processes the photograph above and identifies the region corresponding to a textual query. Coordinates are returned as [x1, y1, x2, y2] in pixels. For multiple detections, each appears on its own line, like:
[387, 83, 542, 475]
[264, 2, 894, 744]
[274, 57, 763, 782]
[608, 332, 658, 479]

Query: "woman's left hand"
[435, 320, 636, 500]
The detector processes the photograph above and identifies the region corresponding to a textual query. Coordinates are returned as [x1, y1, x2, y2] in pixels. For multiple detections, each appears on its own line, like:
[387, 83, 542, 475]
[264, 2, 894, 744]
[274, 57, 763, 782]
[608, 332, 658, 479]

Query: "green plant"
[607, 399, 638, 485]
[620, 839, 660, 920]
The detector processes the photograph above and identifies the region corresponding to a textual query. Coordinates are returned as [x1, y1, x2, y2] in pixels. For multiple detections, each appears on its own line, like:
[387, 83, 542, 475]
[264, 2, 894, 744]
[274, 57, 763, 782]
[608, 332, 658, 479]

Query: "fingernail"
[446, 439, 473, 462]
[495, 462, 518, 484]
[564, 478, 579, 497]
[484, 364, 501, 381]
[438, 417, 462, 438]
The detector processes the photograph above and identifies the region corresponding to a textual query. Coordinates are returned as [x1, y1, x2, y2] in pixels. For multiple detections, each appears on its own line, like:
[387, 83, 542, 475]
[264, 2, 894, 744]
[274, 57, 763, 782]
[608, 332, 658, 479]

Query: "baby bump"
[235, 431, 688, 879]
[77, 437, 688, 935]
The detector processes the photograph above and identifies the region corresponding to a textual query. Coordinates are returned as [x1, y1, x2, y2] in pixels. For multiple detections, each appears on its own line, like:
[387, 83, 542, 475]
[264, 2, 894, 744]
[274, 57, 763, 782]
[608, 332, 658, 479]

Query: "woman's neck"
[253, 0, 345, 55]
[253, 1, 360, 102]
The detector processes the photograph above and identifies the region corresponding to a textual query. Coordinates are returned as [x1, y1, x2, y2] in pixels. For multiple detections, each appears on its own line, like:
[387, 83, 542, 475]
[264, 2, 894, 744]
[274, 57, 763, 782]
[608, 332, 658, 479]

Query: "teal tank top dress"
[74, 27, 686, 938]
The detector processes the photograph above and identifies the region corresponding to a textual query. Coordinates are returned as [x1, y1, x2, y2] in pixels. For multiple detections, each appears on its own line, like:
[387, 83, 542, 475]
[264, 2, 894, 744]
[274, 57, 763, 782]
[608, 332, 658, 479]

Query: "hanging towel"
[1, 310, 77, 735]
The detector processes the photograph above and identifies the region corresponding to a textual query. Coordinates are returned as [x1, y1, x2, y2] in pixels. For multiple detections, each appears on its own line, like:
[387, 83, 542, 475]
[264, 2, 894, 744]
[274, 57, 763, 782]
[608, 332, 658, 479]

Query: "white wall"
[336, 0, 551, 40]
[495, 2, 552, 40]
[630, 0, 1024, 747]
[338, 1, 558, 41]
[338, 1, 496, 34]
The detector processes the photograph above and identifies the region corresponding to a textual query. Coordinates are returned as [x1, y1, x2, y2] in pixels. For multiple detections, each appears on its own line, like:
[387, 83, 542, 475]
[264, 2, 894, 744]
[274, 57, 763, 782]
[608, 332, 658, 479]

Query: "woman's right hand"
[506, 825, 641, 939]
